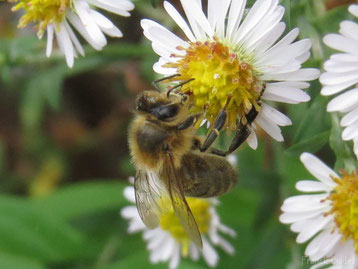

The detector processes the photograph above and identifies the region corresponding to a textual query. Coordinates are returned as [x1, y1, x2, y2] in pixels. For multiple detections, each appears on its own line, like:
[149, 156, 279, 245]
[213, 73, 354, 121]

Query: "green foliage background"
[0, 0, 357, 268]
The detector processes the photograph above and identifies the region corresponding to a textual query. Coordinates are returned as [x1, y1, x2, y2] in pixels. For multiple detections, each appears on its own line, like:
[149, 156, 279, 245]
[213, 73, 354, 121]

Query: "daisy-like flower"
[280, 152, 358, 268]
[121, 184, 236, 269]
[320, 4, 358, 159]
[141, 0, 319, 149]
[12, 0, 134, 67]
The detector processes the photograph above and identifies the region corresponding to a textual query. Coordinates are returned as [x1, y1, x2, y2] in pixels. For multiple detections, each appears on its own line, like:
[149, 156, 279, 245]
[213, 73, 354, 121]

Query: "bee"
[128, 89, 237, 248]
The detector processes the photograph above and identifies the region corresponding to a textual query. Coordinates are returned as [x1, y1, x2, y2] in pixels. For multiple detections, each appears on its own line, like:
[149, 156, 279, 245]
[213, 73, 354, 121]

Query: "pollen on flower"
[160, 198, 210, 256]
[12, 0, 71, 36]
[165, 39, 263, 130]
[327, 170, 358, 252]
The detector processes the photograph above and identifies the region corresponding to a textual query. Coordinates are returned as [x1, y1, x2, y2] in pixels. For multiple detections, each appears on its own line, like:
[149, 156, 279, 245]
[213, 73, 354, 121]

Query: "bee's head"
[135, 91, 182, 121]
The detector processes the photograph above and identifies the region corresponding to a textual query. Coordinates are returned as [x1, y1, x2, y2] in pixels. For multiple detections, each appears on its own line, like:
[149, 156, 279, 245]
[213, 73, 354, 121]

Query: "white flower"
[121, 185, 236, 269]
[12, 0, 134, 67]
[141, 0, 319, 149]
[280, 152, 358, 269]
[320, 4, 358, 159]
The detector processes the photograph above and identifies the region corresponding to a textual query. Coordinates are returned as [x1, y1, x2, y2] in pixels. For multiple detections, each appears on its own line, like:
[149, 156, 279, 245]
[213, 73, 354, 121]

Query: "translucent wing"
[163, 152, 203, 248]
[134, 169, 170, 229]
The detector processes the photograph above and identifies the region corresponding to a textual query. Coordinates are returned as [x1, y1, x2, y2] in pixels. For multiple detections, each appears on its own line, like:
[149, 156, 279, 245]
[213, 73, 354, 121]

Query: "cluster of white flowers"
[12, 0, 134, 67]
[10, 0, 358, 268]
[320, 4, 358, 159]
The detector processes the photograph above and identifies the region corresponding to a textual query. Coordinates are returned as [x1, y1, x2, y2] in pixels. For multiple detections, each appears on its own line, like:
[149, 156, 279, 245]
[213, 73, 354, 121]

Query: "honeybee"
[128, 90, 237, 248]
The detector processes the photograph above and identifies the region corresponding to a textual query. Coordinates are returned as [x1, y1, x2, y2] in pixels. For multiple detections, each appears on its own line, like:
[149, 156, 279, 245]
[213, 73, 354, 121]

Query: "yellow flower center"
[12, 0, 71, 36]
[165, 38, 263, 130]
[327, 170, 358, 252]
[160, 197, 211, 256]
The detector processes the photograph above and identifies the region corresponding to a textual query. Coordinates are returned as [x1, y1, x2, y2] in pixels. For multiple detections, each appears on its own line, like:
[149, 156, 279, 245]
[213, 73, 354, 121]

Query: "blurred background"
[0, 0, 356, 268]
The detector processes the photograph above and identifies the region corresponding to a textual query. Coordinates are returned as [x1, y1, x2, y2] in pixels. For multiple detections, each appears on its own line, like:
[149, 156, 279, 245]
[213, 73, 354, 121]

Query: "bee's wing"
[163, 152, 203, 248]
[134, 170, 170, 229]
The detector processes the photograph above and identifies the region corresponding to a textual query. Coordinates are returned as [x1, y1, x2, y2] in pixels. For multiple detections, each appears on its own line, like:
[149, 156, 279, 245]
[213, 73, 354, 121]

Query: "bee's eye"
[152, 104, 179, 121]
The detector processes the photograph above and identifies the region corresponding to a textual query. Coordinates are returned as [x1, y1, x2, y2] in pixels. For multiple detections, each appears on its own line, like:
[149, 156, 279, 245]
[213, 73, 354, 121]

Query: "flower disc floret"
[12, 0, 71, 36]
[160, 197, 210, 256]
[166, 39, 262, 129]
[328, 171, 358, 251]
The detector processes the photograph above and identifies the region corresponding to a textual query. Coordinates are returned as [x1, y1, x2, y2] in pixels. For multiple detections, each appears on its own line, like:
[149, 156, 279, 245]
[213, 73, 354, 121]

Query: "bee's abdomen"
[180, 152, 238, 198]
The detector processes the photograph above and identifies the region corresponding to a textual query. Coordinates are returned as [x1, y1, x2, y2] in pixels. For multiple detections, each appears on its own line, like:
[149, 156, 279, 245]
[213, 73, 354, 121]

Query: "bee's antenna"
[152, 74, 181, 92]
[167, 78, 195, 98]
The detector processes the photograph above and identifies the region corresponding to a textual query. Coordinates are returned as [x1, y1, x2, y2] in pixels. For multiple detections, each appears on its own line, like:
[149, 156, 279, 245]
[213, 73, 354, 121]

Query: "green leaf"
[100, 250, 166, 269]
[0, 253, 44, 269]
[286, 131, 329, 155]
[32, 181, 127, 220]
[150, 0, 162, 8]
[0, 195, 84, 263]
[329, 113, 356, 172]
[293, 95, 329, 144]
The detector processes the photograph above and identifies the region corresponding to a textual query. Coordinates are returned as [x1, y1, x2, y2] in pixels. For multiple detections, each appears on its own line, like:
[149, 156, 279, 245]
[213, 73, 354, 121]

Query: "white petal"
[253, 22, 286, 57]
[67, 13, 103, 50]
[141, 19, 188, 54]
[246, 127, 258, 149]
[255, 113, 284, 141]
[327, 88, 358, 112]
[244, 6, 285, 53]
[261, 68, 320, 81]
[214, 0, 231, 39]
[189, 243, 200, 261]
[46, 25, 54, 57]
[342, 121, 358, 140]
[120, 205, 138, 218]
[320, 70, 358, 85]
[323, 34, 358, 55]
[262, 83, 310, 104]
[202, 237, 219, 267]
[153, 60, 177, 75]
[320, 79, 358, 96]
[216, 236, 235, 255]
[295, 180, 332, 192]
[280, 210, 325, 224]
[295, 215, 333, 243]
[163, 1, 195, 42]
[324, 58, 358, 73]
[307, 230, 342, 261]
[74, 1, 107, 47]
[339, 20, 358, 41]
[226, 0, 246, 40]
[260, 103, 292, 126]
[341, 106, 358, 126]
[90, 10, 123, 37]
[300, 153, 338, 187]
[63, 20, 85, 56]
[349, 4, 358, 17]
[233, 0, 273, 44]
[169, 243, 180, 269]
[123, 186, 135, 203]
[88, 0, 133, 16]
[55, 22, 74, 67]
[180, 0, 213, 39]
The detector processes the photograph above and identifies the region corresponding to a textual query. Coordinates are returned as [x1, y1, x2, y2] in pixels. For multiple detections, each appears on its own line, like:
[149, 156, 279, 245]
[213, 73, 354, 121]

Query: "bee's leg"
[167, 79, 195, 98]
[199, 97, 232, 152]
[152, 74, 180, 92]
[208, 105, 259, 157]
[176, 114, 202, 131]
